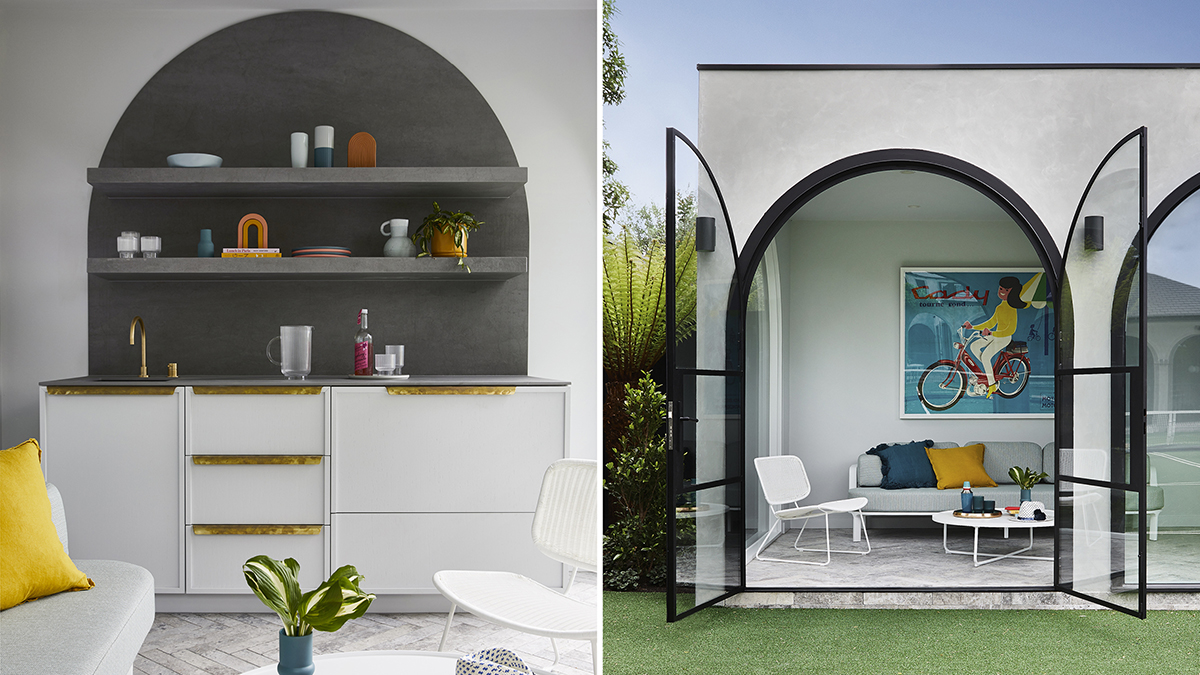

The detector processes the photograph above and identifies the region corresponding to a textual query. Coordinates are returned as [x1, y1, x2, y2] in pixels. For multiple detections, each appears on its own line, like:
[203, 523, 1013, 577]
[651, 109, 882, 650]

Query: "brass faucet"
[129, 316, 147, 378]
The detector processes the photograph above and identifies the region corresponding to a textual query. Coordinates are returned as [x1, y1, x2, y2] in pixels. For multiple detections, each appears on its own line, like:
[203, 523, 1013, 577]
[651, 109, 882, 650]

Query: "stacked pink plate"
[292, 246, 351, 258]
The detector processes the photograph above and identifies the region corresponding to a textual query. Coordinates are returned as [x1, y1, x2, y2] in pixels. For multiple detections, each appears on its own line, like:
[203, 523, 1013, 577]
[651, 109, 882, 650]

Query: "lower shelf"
[87, 256, 527, 281]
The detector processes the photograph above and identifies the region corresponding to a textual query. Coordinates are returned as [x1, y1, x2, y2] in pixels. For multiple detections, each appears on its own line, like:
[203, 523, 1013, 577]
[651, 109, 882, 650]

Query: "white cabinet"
[183, 387, 330, 594]
[330, 386, 569, 593]
[39, 382, 570, 604]
[40, 387, 185, 593]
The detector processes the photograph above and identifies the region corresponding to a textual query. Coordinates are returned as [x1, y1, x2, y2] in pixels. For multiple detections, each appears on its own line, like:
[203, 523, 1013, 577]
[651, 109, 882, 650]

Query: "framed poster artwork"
[901, 268, 1054, 418]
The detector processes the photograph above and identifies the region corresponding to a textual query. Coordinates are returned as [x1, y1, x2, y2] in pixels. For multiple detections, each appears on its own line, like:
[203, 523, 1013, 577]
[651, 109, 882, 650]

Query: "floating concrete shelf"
[88, 256, 527, 280]
[87, 167, 527, 199]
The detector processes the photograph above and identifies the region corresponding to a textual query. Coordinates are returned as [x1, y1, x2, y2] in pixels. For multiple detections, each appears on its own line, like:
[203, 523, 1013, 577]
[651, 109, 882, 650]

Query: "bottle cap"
[963, 481, 971, 488]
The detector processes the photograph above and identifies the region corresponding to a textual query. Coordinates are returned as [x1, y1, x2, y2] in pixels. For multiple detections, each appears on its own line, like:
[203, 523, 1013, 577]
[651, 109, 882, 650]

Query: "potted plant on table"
[243, 555, 375, 675]
[1008, 466, 1049, 504]
[411, 201, 484, 271]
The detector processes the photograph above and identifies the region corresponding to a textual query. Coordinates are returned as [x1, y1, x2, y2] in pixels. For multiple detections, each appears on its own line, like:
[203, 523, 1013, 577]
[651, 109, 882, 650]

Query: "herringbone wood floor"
[133, 573, 595, 675]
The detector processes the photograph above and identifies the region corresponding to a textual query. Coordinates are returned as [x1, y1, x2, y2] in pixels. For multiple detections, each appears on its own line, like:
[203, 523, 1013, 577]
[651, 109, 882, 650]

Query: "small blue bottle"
[197, 229, 214, 257]
[960, 481, 973, 513]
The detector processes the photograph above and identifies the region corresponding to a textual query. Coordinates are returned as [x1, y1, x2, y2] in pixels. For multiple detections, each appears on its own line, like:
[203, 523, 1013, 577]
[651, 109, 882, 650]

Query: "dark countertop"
[40, 374, 569, 388]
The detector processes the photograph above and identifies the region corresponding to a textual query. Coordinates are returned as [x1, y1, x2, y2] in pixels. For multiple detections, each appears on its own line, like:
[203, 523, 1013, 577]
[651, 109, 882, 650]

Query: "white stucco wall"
[0, 2, 599, 459]
[698, 67, 1200, 250]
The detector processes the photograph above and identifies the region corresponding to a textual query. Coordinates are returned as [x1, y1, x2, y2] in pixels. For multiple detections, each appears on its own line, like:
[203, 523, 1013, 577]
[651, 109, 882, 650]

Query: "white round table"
[931, 509, 1054, 567]
[240, 650, 551, 675]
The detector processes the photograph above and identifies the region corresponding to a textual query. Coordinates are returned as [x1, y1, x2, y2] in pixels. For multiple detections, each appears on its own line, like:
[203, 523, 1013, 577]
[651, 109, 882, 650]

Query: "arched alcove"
[87, 11, 529, 377]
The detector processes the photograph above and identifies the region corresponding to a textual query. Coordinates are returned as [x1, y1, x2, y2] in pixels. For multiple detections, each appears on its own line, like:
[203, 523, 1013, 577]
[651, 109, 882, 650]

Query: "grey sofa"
[847, 441, 1164, 542]
[0, 483, 155, 675]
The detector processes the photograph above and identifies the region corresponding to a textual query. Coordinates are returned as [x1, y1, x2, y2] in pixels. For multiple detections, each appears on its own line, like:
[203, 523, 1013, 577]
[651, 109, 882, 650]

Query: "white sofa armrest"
[849, 464, 858, 492]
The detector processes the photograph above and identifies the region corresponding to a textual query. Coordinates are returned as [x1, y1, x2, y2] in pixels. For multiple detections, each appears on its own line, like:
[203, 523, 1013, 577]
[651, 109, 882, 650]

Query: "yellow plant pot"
[430, 229, 467, 258]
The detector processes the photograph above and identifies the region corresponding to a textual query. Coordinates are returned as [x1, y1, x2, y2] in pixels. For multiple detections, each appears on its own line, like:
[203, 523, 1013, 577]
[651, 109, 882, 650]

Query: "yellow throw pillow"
[925, 444, 998, 490]
[0, 439, 93, 610]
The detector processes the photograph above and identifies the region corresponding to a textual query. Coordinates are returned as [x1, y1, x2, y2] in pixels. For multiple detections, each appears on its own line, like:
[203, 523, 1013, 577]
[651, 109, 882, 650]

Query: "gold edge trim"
[193, 525, 323, 535]
[46, 386, 177, 395]
[192, 455, 323, 465]
[193, 387, 323, 395]
[386, 386, 516, 396]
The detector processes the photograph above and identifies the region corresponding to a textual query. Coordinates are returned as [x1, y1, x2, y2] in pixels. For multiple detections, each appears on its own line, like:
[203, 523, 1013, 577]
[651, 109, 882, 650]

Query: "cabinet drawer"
[330, 513, 559, 594]
[186, 526, 327, 594]
[187, 459, 328, 525]
[186, 387, 328, 455]
[331, 387, 567, 512]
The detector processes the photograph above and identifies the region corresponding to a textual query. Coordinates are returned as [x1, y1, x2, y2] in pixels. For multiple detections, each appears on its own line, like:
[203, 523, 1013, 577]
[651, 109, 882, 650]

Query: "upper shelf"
[87, 167, 528, 199]
[87, 256, 528, 281]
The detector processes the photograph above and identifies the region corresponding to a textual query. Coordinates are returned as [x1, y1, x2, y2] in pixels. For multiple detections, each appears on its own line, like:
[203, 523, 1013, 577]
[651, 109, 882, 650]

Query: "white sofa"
[0, 483, 155, 675]
[847, 441, 1163, 541]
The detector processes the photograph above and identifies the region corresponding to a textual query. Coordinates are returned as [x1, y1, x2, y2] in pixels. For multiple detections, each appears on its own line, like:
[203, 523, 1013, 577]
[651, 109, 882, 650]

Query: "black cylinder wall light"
[1084, 215, 1104, 251]
[695, 216, 716, 252]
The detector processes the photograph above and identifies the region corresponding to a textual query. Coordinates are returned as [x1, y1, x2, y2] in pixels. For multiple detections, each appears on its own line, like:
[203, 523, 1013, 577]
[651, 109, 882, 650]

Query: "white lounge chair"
[754, 455, 871, 566]
[434, 458, 598, 672]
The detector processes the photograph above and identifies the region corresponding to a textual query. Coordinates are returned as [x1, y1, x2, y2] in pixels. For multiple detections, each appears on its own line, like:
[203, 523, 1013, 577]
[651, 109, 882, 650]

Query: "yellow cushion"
[0, 439, 92, 610]
[925, 444, 998, 490]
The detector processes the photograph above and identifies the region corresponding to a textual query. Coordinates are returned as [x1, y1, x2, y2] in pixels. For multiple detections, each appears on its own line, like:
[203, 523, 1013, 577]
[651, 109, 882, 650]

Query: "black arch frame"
[736, 149, 1063, 307]
[733, 148, 1064, 597]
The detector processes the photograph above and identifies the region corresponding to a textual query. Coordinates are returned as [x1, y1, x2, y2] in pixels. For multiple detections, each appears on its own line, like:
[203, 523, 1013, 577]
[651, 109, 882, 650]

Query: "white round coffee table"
[931, 509, 1054, 567]
[240, 650, 551, 675]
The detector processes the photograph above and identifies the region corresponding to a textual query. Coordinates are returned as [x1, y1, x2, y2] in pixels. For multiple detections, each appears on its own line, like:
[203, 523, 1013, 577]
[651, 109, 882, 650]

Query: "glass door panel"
[1055, 128, 1147, 618]
[672, 483, 743, 617]
[667, 128, 743, 621]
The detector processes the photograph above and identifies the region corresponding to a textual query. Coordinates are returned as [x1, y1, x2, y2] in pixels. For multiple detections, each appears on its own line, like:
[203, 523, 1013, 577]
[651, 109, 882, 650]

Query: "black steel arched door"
[666, 128, 743, 622]
[1055, 128, 1149, 618]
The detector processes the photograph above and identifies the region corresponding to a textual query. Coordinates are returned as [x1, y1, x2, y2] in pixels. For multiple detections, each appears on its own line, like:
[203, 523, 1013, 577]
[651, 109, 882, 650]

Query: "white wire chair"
[754, 455, 871, 566]
[433, 458, 598, 673]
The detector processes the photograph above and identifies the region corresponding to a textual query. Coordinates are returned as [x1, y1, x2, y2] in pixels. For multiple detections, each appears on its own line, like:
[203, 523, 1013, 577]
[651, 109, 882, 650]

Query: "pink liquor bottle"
[354, 309, 374, 376]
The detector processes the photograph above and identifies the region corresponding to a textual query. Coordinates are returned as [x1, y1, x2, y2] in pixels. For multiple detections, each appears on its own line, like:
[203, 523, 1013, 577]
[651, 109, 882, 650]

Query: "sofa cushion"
[867, 440, 936, 489]
[856, 442, 961, 488]
[0, 440, 93, 610]
[0, 559, 154, 675]
[966, 441, 1044, 485]
[926, 444, 997, 489]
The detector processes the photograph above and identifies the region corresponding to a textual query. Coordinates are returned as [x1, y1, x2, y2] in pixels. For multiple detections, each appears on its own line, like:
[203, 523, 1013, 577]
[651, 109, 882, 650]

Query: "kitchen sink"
[93, 376, 175, 382]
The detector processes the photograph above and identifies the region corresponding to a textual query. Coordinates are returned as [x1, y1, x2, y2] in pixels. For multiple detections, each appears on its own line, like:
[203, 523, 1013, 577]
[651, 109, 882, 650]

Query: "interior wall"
[0, 3, 598, 459]
[783, 218, 1053, 510]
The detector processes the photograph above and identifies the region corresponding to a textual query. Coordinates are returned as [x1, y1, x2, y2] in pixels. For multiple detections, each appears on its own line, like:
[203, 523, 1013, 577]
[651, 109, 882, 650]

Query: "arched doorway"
[735, 151, 1059, 589]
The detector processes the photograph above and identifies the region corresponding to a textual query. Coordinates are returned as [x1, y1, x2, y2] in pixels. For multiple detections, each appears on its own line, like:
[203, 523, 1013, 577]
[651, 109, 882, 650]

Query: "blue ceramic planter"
[277, 629, 314, 675]
[1020, 488, 1032, 504]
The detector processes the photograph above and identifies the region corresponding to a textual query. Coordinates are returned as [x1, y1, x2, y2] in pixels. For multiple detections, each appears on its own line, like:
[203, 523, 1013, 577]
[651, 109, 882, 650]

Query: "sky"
[604, 0, 1200, 217]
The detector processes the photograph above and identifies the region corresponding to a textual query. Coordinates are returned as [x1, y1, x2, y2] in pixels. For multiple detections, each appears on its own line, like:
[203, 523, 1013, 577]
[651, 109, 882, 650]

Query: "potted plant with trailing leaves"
[1008, 466, 1049, 504]
[411, 201, 484, 271]
[243, 555, 375, 675]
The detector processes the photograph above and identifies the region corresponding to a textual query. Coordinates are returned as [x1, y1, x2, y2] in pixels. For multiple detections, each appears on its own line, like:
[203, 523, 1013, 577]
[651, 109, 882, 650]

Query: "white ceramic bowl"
[167, 153, 223, 168]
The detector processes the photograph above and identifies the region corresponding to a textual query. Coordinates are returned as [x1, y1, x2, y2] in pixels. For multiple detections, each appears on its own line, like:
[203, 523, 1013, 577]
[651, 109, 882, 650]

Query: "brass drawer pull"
[46, 386, 176, 396]
[192, 455, 322, 465]
[192, 386, 322, 395]
[193, 525, 322, 535]
[387, 386, 515, 396]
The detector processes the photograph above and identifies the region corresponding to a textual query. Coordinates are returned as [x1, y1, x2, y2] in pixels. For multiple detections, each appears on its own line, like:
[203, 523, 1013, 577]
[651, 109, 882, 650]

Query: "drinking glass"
[267, 325, 313, 379]
[374, 352, 397, 376]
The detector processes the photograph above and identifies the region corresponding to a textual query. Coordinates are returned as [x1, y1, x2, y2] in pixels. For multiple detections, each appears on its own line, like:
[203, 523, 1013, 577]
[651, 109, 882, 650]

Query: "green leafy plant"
[243, 555, 375, 636]
[1008, 466, 1049, 489]
[411, 201, 484, 270]
[604, 372, 668, 590]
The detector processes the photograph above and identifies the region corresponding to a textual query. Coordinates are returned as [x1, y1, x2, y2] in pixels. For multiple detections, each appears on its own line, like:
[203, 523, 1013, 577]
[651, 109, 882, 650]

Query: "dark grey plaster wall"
[88, 11, 529, 377]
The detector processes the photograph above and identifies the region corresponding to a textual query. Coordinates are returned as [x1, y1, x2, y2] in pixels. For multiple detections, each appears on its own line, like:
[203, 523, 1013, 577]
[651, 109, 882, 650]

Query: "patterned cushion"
[966, 441, 1044, 485]
[456, 648, 530, 675]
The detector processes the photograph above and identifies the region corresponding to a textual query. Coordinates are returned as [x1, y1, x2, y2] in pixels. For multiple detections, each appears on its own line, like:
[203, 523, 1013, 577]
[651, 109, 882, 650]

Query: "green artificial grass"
[603, 592, 1200, 675]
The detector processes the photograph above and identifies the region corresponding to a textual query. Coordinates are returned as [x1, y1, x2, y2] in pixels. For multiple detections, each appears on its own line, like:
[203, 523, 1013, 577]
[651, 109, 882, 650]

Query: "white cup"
[267, 325, 313, 380]
[290, 132, 309, 168]
[385, 345, 404, 373]
[374, 352, 397, 376]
